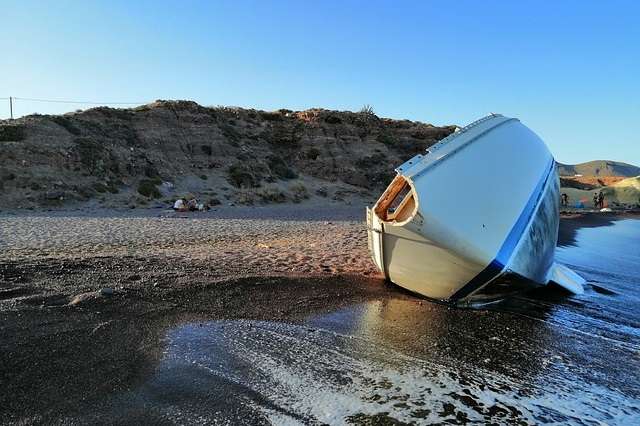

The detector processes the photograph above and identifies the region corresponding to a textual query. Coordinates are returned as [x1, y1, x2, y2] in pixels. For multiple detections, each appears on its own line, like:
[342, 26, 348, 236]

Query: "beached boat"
[366, 114, 585, 304]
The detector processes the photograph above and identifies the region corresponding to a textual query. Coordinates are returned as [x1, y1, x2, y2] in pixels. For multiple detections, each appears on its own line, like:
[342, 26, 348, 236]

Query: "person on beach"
[173, 198, 188, 212]
[187, 198, 198, 211]
[598, 192, 605, 209]
[561, 193, 568, 207]
[593, 193, 599, 208]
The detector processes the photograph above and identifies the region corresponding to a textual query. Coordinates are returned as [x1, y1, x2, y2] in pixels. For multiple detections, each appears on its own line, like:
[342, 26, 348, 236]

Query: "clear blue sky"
[2, 0, 639, 165]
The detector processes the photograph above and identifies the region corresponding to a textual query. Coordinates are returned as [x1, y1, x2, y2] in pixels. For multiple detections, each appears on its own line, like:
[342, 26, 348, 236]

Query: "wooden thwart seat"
[374, 175, 416, 223]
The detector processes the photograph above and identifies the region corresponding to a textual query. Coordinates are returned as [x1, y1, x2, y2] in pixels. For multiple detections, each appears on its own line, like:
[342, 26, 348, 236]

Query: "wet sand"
[1, 207, 639, 424]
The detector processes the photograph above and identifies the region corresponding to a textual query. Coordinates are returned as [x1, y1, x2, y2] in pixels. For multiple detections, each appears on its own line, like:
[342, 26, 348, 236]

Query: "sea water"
[99, 218, 640, 425]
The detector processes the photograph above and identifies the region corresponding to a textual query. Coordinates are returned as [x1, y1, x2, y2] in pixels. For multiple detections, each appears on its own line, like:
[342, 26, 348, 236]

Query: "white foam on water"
[161, 320, 639, 425]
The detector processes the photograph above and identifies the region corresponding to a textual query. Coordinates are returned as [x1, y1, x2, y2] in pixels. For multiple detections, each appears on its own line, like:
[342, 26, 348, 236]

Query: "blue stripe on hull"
[449, 157, 556, 301]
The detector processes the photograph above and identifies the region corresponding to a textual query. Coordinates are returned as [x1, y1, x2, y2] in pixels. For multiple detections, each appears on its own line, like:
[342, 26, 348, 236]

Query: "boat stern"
[366, 206, 385, 276]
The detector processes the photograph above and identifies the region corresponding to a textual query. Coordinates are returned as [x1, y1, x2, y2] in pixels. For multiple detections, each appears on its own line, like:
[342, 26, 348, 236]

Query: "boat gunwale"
[375, 116, 518, 227]
[396, 115, 517, 181]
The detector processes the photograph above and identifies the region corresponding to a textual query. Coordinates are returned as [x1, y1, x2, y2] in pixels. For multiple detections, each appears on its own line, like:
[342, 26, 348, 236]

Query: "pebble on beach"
[100, 288, 115, 296]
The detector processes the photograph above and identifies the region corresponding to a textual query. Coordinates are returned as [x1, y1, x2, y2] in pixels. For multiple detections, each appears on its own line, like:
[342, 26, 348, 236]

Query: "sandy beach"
[0, 205, 383, 423]
[1, 207, 639, 424]
[0, 205, 375, 275]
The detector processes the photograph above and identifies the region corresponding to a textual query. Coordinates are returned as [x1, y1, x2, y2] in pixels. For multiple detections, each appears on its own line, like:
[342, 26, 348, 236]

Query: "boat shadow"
[558, 213, 619, 247]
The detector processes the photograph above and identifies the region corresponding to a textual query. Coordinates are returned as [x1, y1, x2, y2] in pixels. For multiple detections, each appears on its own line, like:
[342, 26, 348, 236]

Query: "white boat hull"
[367, 115, 585, 303]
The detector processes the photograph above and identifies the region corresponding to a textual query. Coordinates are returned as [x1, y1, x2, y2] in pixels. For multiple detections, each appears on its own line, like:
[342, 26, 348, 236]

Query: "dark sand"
[1, 208, 638, 424]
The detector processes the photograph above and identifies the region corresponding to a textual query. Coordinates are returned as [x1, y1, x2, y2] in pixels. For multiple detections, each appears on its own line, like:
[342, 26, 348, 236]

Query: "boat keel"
[548, 262, 586, 294]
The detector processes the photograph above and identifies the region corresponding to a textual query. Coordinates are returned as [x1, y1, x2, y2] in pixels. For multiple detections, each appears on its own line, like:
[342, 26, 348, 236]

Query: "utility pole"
[9, 96, 13, 119]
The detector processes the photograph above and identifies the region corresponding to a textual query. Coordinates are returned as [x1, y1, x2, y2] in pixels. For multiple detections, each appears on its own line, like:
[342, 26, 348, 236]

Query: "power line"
[12, 97, 148, 105]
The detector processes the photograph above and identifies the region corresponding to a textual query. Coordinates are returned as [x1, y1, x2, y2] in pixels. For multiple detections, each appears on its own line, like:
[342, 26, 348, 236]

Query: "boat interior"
[374, 175, 417, 224]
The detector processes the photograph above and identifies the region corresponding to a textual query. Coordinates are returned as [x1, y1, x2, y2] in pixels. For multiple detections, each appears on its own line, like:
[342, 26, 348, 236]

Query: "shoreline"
[558, 209, 639, 246]
[1, 207, 638, 422]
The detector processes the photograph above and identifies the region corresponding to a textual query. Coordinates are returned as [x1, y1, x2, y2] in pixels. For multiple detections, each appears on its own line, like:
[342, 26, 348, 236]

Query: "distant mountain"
[557, 160, 640, 177]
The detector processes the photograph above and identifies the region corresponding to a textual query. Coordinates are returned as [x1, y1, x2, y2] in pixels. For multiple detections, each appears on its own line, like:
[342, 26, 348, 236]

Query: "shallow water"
[90, 219, 640, 425]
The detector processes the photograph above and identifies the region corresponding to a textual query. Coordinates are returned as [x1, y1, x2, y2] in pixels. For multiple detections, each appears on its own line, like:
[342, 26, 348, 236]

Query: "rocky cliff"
[0, 100, 456, 209]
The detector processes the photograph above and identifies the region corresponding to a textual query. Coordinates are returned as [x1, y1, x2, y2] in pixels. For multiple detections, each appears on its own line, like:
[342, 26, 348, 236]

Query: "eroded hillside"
[0, 101, 456, 209]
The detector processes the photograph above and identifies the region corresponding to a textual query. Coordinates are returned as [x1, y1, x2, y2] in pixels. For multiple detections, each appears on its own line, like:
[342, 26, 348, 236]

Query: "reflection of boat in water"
[366, 114, 585, 305]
